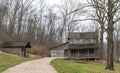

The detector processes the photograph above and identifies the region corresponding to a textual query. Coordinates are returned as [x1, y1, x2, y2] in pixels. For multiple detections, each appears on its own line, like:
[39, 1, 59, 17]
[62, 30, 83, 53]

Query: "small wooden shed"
[0, 41, 31, 57]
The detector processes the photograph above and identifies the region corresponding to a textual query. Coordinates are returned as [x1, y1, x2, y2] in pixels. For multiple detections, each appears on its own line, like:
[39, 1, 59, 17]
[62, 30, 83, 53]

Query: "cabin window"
[80, 39, 83, 43]
[70, 39, 80, 44]
[22, 48, 24, 52]
[82, 39, 90, 44]
[71, 50, 78, 57]
[79, 49, 87, 54]
[90, 39, 93, 43]
[89, 49, 94, 53]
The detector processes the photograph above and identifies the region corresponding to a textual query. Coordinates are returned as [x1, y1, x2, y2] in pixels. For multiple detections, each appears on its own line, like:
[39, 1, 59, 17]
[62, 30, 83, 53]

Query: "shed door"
[21, 48, 26, 57]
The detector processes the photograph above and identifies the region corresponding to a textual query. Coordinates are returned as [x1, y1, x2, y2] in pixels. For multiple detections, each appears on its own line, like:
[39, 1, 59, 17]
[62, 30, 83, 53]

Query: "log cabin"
[51, 31, 99, 60]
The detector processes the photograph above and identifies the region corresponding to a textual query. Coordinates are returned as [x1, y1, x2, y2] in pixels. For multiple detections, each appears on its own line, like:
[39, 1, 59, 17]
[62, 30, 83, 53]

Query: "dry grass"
[0, 51, 34, 73]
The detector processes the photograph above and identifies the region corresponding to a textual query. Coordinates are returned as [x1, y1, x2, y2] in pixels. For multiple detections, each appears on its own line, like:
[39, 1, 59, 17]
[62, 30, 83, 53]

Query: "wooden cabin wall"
[0, 48, 22, 56]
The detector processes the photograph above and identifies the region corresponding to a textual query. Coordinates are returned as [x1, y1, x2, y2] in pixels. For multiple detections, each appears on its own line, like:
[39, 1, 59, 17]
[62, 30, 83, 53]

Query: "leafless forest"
[0, 0, 120, 70]
[0, 0, 92, 56]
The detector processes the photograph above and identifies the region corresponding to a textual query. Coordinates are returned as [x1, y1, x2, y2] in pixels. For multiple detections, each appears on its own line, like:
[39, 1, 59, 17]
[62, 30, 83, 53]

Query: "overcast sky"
[45, 0, 62, 6]
[33, 0, 61, 6]
[34, 0, 87, 6]
[33, 0, 107, 42]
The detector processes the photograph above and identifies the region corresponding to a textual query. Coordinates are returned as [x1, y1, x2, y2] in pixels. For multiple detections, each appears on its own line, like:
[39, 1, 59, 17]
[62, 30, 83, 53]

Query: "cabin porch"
[67, 49, 99, 60]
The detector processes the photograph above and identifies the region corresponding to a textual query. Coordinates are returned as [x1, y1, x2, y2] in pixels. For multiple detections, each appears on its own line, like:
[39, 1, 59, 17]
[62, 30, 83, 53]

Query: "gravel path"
[3, 57, 58, 73]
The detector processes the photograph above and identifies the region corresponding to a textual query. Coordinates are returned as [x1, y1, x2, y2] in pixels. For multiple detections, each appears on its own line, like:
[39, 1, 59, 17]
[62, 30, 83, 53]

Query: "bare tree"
[36, 0, 46, 45]
[87, 0, 107, 60]
[58, 0, 86, 43]
[0, 4, 7, 33]
[17, 0, 34, 39]
[8, 1, 19, 37]
[87, 0, 120, 70]
[114, 22, 120, 62]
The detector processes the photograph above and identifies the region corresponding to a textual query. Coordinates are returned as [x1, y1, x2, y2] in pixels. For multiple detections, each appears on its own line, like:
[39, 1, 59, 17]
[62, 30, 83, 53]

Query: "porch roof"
[68, 43, 98, 49]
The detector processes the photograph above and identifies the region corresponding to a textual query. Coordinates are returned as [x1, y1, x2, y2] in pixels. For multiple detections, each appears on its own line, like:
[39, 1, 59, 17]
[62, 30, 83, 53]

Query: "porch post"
[68, 49, 71, 58]
[88, 50, 90, 57]
[77, 50, 79, 59]
[87, 50, 90, 61]
[24, 47, 26, 57]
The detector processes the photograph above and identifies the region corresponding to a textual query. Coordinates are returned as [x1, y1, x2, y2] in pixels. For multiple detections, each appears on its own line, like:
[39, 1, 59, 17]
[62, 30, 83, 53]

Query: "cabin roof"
[68, 31, 98, 39]
[50, 42, 69, 50]
[0, 41, 31, 48]
[68, 43, 98, 49]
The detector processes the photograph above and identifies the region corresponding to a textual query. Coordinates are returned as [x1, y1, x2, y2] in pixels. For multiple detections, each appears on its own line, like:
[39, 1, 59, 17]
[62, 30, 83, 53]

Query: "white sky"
[34, 0, 87, 6]
[33, 0, 62, 7]
[45, 0, 62, 6]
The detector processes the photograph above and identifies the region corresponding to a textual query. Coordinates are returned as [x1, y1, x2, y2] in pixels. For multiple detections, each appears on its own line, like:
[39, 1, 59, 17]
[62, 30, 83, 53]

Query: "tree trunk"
[106, 0, 114, 70]
[99, 25, 104, 60]
[116, 31, 119, 62]
[106, 28, 114, 70]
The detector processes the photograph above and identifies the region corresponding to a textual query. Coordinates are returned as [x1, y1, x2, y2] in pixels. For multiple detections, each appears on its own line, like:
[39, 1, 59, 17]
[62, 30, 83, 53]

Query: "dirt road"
[3, 57, 57, 73]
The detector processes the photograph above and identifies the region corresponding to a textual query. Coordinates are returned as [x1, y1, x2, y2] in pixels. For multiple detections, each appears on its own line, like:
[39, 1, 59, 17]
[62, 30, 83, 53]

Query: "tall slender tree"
[87, 0, 107, 60]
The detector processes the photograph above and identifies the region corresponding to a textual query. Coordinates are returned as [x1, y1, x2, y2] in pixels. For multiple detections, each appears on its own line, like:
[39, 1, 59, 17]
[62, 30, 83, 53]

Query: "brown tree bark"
[99, 25, 104, 59]
[106, 25, 114, 70]
[106, 0, 114, 70]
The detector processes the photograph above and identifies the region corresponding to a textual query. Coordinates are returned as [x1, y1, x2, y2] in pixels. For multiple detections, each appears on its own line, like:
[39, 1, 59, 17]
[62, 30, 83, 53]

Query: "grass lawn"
[51, 59, 120, 73]
[0, 52, 35, 73]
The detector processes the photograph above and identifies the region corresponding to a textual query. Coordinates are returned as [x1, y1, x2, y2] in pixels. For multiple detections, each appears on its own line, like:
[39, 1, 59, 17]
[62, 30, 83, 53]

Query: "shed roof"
[68, 43, 98, 49]
[0, 41, 31, 48]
